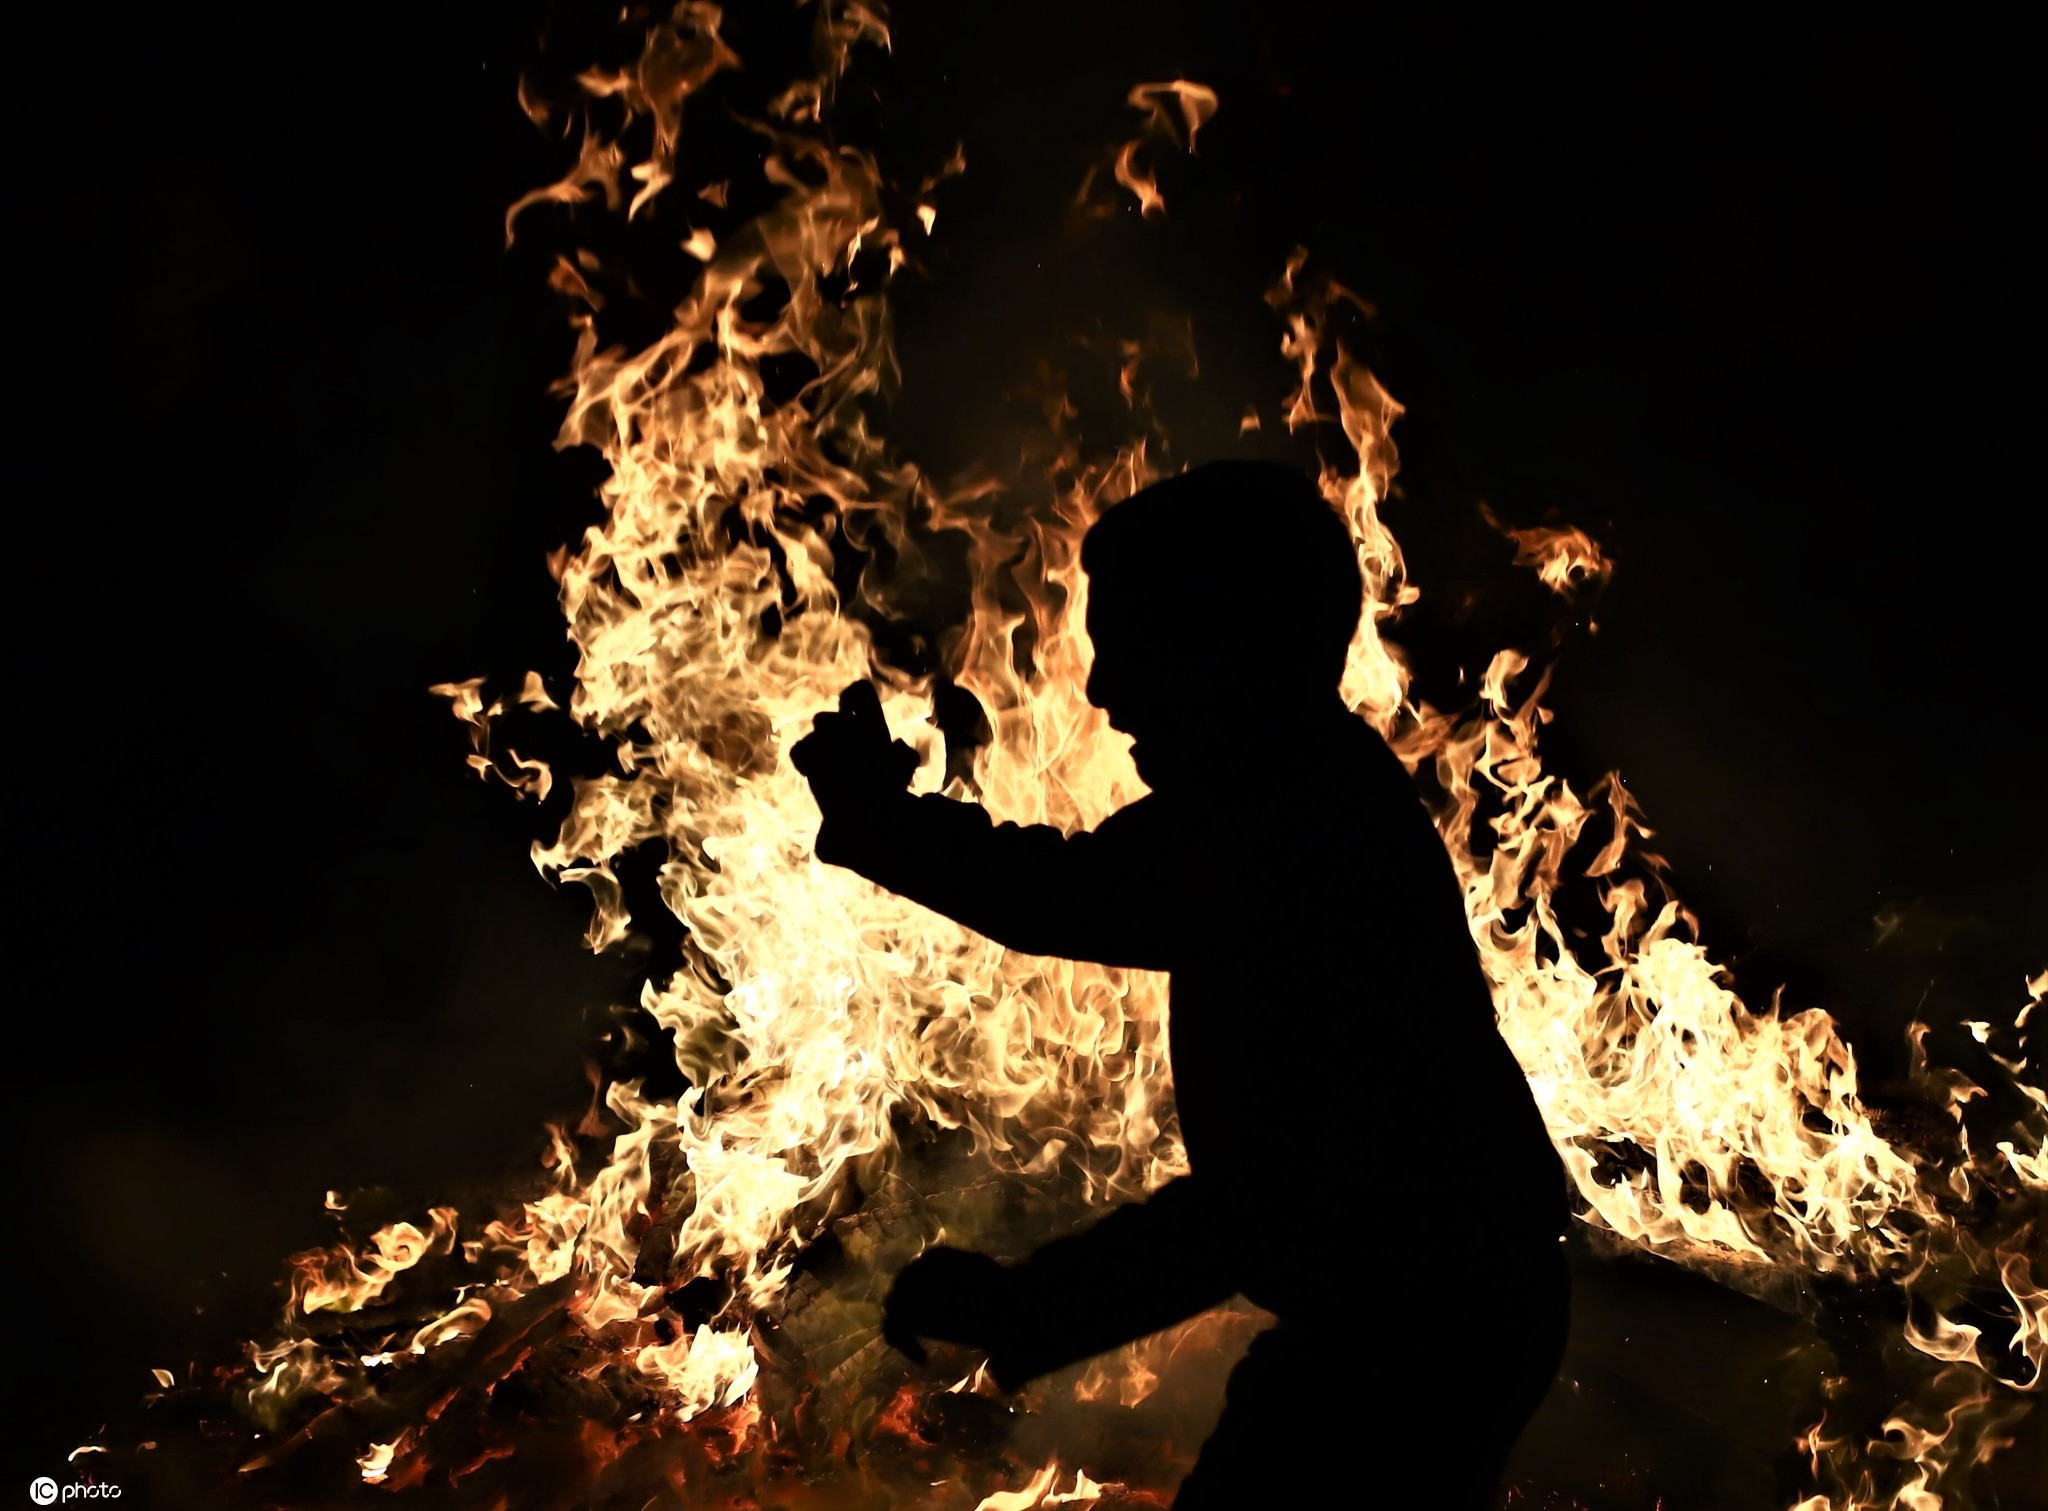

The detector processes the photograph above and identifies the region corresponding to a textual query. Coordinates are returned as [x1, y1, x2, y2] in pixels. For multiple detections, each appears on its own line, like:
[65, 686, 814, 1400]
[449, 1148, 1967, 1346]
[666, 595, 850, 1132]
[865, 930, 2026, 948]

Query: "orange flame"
[184, 6, 2040, 1507]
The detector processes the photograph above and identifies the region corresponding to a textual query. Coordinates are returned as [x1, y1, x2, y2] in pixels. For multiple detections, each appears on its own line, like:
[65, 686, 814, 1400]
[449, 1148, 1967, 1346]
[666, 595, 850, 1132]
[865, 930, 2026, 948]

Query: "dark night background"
[19, 1, 2042, 1493]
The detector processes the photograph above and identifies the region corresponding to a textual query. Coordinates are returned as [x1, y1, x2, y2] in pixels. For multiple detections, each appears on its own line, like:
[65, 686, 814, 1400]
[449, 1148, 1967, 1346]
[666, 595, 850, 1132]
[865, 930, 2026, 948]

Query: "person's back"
[795, 459, 1568, 1507]
[1141, 704, 1563, 1314]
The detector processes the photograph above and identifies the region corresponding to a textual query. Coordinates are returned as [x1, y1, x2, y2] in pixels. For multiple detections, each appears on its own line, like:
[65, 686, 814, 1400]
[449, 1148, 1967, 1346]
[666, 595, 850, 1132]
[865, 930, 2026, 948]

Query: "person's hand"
[790, 681, 919, 814]
[881, 1245, 1010, 1365]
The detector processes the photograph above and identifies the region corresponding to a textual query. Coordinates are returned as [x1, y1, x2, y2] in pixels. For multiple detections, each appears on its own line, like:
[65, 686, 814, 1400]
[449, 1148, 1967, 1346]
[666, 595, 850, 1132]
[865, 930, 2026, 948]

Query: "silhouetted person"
[794, 460, 1569, 1507]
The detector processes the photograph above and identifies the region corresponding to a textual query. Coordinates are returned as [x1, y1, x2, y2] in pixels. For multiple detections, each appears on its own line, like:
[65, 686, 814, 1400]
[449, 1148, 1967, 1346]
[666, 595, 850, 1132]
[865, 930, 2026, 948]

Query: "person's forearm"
[816, 791, 1159, 965]
[984, 1177, 1239, 1389]
[815, 789, 965, 908]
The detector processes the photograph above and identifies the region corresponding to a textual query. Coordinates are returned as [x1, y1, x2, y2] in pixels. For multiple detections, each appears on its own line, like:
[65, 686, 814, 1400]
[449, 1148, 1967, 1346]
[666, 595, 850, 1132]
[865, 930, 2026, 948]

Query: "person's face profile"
[1084, 585, 1203, 744]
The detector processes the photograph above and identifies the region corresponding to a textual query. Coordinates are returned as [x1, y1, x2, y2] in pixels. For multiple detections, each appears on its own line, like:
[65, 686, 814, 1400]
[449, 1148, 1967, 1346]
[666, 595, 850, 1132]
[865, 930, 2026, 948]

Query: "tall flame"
[95, 5, 2038, 1507]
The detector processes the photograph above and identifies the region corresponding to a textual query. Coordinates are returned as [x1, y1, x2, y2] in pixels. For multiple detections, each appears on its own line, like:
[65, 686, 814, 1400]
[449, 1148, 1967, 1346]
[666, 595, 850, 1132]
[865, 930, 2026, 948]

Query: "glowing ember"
[80, 5, 2039, 1508]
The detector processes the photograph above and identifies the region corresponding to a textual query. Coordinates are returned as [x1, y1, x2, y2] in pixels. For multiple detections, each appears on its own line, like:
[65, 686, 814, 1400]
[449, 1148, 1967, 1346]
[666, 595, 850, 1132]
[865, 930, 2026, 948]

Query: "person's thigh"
[1168, 1327, 1339, 1509]
[1172, 1251, 1569, 1509]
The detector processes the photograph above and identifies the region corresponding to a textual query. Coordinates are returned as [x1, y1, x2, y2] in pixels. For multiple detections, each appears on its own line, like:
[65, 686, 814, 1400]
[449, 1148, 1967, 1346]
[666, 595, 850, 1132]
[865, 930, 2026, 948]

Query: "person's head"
[1080, 459, 1362, 772]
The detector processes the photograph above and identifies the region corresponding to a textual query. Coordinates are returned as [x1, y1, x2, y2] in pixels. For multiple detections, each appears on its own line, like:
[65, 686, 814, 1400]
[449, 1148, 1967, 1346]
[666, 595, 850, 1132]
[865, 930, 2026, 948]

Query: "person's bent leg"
[1170, 1242, 1569, 1509]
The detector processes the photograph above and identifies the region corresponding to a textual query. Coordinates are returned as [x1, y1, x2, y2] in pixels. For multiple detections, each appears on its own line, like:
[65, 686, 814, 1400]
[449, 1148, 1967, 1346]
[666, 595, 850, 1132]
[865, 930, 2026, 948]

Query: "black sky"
[19, 1, 2041, 1479]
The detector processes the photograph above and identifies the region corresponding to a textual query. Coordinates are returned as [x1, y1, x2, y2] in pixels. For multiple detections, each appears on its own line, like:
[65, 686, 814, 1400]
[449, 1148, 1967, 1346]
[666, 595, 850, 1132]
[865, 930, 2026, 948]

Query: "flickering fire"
[88, 5, 2039, 1508]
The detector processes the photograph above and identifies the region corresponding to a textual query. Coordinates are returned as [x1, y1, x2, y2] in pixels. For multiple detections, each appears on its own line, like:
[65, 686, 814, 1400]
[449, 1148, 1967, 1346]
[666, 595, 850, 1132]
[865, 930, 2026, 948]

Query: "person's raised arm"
[791, 683, 1172, 969]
